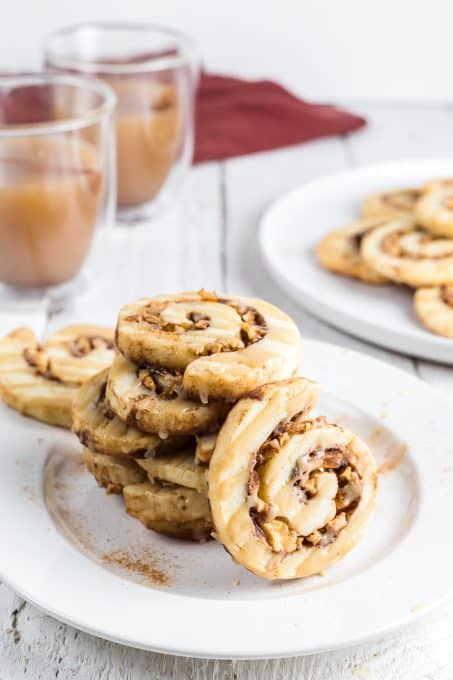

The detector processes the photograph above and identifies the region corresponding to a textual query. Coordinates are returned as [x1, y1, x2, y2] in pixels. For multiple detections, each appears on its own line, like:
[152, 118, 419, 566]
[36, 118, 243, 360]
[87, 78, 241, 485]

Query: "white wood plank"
[345, 102, 453, 394]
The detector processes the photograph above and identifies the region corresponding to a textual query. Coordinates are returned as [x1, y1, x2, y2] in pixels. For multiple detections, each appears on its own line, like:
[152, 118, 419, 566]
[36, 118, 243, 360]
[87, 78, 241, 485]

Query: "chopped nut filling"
[23, 335, 113, 381]
[138, 365, 184, 400]
[441, 285, 453, 308]
[262, 519, 298, 553]
[96, 382, 115, 419]
[247, 415, 363, 553]
[23, 346, 51, 377]
[69, 335, 114, 358]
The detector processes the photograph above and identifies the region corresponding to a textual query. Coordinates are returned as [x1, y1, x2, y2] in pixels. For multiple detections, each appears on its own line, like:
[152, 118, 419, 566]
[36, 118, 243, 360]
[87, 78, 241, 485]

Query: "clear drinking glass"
[0, 74, 115, 299]
[44, 23, 199, 222]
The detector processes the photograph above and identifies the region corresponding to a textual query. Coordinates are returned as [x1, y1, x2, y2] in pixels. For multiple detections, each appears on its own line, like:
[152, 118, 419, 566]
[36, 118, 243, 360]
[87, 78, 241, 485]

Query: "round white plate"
[259, 159, 453, 364]
[1, 340, 453, 659]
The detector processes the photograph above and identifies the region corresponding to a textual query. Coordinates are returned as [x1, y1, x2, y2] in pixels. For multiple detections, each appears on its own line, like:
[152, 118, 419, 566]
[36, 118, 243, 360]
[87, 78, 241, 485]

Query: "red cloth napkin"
[194, 73, 366, 164]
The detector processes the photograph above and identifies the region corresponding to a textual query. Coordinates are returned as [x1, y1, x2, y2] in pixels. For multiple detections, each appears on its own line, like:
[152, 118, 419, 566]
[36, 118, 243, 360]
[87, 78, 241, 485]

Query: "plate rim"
[1, 338, 453, 659]
[258, 158, 453, 365]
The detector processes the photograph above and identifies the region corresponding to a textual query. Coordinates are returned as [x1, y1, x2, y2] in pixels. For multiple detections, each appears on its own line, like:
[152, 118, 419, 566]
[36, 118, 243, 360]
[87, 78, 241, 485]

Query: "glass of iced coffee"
[0, 74, 115, 296]
[44, 23, 199, 222]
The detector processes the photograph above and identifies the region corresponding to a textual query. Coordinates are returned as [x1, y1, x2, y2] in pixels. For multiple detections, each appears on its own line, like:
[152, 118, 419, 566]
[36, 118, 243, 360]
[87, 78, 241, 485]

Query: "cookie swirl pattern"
[361, 217, 453, 287]
[208, 379, 377, 580]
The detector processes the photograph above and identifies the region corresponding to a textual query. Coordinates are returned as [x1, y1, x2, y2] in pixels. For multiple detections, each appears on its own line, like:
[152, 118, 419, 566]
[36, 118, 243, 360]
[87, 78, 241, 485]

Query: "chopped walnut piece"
[322, 450, 345, 469]
[290, 416, 328, 435]
[197, 289, 220, 302]
[336, 481, 362, 512]
[188, 311, 210, 325]
[338, 465, 355, 484]
[303, 475, 318, 496]
[441, 286, 453, 308]
[262, 519, 298, 553]
[138, 367, 183, 399]
[140, 372, 156, 392]
[305, 530, 322, 546]
[23, 346, 49, 375]
[326, 512, 347, 534]
[69, 335, 114, 358]
[196, 337, 244, 355]
[193, 319, 210, 330]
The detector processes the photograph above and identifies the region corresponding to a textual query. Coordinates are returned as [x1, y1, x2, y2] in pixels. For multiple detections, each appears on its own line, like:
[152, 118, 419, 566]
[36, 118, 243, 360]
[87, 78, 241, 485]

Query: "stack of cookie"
[73, 290, 303, 541]
[0, 290, 379, 580]
[317, 180, 453, 338]
[74, 290, 378, 580]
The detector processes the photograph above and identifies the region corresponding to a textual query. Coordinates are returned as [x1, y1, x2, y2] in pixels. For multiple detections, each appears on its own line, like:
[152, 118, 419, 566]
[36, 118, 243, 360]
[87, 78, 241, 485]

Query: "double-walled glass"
[0, 74, 115, 297]
[44, 23, 199, 221]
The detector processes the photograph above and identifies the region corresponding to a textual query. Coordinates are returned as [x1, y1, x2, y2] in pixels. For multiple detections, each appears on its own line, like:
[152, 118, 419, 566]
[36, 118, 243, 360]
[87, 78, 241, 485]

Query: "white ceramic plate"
[259, 160, 453, 364]
[1, 339, 452, 659]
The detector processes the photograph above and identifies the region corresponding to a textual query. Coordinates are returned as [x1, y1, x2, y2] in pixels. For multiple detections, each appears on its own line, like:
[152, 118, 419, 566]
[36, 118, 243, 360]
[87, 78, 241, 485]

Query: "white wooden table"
[1, 101, 453, 679]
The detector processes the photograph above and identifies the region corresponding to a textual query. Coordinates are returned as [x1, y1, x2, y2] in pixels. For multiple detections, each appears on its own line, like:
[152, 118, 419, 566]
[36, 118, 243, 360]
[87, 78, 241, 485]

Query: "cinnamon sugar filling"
[382, 229, 453, 259]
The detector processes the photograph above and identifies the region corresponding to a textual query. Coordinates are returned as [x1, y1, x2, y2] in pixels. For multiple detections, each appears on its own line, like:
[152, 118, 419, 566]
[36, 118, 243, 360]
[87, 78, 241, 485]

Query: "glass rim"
[43, 21, 200, 75]
[0, 73, 116, 137]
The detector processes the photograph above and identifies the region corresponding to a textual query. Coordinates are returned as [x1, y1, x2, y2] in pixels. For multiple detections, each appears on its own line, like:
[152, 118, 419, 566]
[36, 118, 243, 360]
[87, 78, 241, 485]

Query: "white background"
[0, 0, 451, 102]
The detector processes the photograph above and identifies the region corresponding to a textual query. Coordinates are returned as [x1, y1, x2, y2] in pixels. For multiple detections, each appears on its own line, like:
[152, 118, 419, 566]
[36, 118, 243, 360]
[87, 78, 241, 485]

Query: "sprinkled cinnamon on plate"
[378, 443, 409, 475]
[101, 548, 172, 586]
[368, 426, 384, 446]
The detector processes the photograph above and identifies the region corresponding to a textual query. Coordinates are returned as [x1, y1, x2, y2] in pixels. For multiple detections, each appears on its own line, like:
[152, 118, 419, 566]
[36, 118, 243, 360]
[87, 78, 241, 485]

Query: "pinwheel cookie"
[361, 217, 453, 287]
[82, 447, 146, 494]
[124, 449, 211, 541]
[83, 439, 212, 540]
[115, 291, 302, 401]
[0, 325, 114, 428]
[73, 368, 191, 457]
[361, 187, 420, 219]
[316, 218, 389, 283]
[414, 286, 453, 338]
[106, 354, 229, 436]
[415, 180, 453, 238]
[209, 379, 377, 580]
[123, 482, 212, 541]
